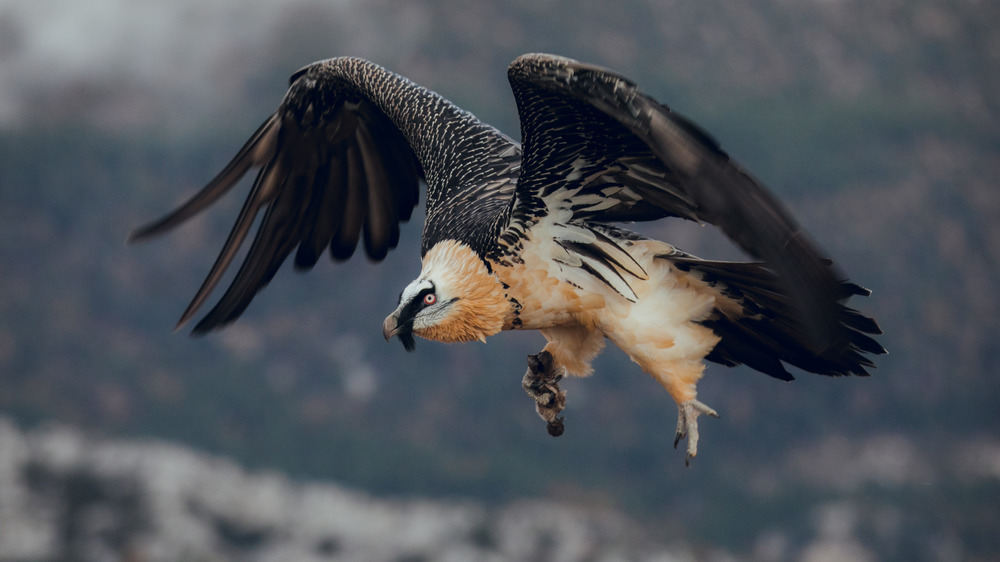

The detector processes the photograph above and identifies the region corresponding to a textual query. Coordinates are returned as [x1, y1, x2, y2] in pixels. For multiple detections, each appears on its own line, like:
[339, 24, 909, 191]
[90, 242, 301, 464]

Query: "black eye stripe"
[397, 285, 436, 325]
[414, 287, 436, 308]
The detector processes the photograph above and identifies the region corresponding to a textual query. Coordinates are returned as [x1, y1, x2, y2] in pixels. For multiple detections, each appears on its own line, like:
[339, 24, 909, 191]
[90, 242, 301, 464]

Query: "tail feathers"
[669, 256, 885, 381]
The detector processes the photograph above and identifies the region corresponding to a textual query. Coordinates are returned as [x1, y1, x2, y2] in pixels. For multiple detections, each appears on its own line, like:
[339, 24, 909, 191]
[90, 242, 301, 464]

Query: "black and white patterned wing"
[507, 53, 845, 353]
[129, 57, 516, 333]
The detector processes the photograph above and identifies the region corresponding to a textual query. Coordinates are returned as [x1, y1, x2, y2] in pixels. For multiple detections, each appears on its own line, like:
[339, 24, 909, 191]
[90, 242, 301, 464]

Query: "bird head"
[382, 240, 510, 351]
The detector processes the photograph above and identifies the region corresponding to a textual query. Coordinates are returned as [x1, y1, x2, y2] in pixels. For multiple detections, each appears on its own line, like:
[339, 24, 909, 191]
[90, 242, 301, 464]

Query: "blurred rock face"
[4, 418, 997, 561]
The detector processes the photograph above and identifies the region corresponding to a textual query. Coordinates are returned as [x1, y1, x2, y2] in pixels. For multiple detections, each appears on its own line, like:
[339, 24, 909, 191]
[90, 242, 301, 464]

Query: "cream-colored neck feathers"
[414, 240, 511, 344]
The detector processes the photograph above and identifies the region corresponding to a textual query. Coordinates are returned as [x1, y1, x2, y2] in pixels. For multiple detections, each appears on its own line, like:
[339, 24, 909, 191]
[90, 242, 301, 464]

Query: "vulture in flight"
[130, 54, 885, 462]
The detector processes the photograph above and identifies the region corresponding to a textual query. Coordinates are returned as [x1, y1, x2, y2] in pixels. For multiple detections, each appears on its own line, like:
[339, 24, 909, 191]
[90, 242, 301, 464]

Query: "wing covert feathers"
[507, 53, 848, 355]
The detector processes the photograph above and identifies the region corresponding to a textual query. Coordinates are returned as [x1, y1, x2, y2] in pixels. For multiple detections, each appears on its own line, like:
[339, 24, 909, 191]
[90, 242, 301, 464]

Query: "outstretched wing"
[129, 57, 516, 333]
[506, 53, 847, 354]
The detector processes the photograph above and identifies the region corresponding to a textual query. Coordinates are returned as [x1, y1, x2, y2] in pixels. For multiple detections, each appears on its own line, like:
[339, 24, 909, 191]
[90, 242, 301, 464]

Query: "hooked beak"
[382, 314, 400, 341]
[383, 311, 417, 352]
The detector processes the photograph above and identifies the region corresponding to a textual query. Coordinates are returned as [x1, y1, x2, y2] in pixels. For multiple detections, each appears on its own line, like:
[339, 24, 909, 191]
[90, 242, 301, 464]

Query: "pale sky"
[0, 0, 354, 128]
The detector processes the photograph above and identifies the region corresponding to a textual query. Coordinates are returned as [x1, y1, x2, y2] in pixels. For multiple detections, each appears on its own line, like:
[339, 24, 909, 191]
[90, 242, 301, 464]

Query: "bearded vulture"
[130, 54, 885, 462]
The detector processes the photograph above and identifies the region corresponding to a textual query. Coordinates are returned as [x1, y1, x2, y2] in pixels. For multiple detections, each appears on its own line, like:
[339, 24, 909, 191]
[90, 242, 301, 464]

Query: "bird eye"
[423, 293, 437, 305]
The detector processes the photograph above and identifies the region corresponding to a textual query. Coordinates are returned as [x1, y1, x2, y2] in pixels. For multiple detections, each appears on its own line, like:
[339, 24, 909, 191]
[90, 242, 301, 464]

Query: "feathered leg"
[646, 359, 720, 464]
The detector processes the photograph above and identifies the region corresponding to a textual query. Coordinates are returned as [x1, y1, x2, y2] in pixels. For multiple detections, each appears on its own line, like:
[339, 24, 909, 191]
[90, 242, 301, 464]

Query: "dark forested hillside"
[1, 0, 997, 559]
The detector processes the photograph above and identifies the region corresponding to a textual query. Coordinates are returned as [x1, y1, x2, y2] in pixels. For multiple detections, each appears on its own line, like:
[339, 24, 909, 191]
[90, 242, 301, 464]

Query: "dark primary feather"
[506, 53, 847, 355]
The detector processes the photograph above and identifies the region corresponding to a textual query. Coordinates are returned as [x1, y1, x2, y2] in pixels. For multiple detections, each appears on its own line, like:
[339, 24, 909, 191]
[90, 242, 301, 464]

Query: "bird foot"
[673, 399, 719, 465]
[522, 351, 567, 436]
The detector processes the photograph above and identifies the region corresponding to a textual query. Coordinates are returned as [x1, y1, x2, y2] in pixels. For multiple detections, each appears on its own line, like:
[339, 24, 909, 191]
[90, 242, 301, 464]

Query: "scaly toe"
[675, 399, 720, 465]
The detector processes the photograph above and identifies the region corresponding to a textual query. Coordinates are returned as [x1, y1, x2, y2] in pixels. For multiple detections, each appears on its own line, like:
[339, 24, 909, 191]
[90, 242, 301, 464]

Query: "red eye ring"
[423, 293, 437, 305]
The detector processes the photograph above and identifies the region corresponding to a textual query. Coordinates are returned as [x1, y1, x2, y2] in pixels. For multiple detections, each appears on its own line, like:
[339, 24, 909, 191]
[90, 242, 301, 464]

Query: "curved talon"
[674, 399, 719, 465]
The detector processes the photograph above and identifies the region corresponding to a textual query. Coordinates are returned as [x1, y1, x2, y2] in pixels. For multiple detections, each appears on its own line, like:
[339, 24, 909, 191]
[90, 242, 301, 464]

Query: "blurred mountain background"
[0, 0, 998, 560]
